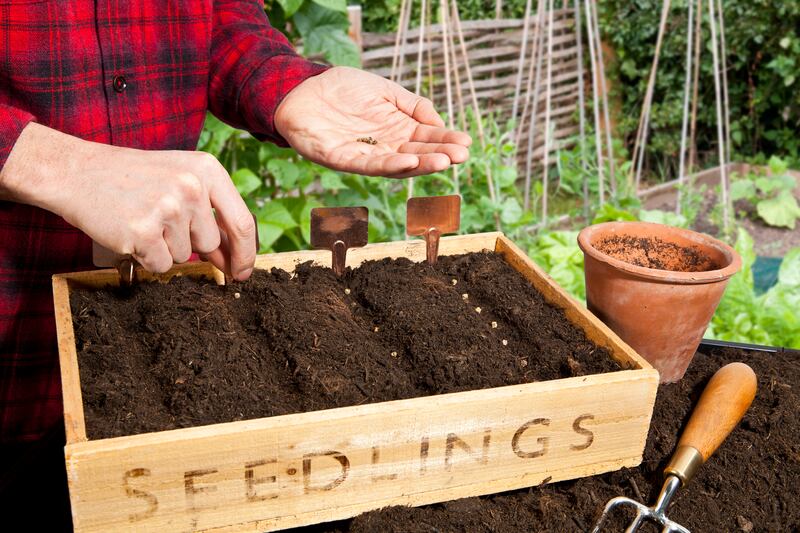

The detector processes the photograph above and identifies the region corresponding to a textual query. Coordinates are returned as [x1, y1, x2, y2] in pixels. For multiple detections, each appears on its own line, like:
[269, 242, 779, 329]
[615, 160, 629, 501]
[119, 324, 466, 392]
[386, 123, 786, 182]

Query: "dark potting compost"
[71, 252, 620, 440]
[296, 346, 799, 533]
[595, 235, 717, 272]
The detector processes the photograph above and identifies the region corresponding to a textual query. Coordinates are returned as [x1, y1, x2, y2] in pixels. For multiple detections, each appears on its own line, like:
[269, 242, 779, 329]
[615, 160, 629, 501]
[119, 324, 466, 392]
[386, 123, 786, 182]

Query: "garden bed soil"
[296, 345, 800, 532]
[70, 252, 619, 440]
[594, 235, 717, 272]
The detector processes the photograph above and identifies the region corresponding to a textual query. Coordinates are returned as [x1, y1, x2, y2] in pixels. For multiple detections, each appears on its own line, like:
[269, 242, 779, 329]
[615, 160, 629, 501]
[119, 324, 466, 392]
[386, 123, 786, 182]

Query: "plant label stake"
[406, 195, 461, 265]
[591, 362, 757, 533]
[92, 242, 137, 287]
[310, 207, 369, 276]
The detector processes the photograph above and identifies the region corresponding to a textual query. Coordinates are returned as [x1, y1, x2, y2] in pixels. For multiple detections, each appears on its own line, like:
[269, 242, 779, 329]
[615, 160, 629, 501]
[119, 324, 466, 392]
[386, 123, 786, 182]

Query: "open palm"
[274, 67, 472, 178]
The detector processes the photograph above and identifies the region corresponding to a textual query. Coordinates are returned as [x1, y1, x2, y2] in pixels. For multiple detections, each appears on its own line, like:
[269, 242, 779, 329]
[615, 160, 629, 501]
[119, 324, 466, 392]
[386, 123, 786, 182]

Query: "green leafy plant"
[708, 228, 800, 348]
[527, 231, 586, 303]
[267, 0, 360, 66]
[730, 156, 800, 229]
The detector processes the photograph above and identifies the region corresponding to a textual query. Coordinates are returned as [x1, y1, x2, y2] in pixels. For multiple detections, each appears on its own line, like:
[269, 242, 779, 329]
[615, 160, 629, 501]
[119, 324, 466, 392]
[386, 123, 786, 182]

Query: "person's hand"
[0, 123, 256, 279]
[275, 66, 472, 178]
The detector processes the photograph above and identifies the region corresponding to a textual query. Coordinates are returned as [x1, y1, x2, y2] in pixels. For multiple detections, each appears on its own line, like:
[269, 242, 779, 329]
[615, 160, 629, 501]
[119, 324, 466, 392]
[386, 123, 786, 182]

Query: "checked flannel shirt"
[0, 0, 326, 443]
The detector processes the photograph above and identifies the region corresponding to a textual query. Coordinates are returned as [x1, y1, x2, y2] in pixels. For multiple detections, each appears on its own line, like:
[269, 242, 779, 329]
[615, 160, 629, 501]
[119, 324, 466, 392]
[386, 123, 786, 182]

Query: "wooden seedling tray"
[53, 232, 659, 532]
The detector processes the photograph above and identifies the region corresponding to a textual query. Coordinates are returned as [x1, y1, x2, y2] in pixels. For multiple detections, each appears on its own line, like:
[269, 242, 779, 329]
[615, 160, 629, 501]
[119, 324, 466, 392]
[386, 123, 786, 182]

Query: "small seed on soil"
[451, 279, 458, 285]
[462, 293, 469, 300]
[344, 288, 351, 295]
[373, 326, 379, 332]
[502, 339, 508, 346]
[390, 351, 398, 357]
[475, 307, 482, 314]
[234, 292, 241, 299]
[520, 359, 528, 368]
[491, 321, 498, 328]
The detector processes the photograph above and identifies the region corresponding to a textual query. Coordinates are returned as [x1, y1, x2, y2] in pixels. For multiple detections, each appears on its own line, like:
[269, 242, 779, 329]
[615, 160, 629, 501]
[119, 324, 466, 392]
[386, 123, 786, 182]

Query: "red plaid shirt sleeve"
[0, 0, 326, 445]
[209, 0, 328, 146]
[0, 104, 36, 171]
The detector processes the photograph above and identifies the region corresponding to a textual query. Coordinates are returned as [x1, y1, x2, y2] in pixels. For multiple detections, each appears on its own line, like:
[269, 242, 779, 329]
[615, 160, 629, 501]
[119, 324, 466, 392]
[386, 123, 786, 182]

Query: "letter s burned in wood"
[570, 414, 595, 451]
[123, 468, 158, 522]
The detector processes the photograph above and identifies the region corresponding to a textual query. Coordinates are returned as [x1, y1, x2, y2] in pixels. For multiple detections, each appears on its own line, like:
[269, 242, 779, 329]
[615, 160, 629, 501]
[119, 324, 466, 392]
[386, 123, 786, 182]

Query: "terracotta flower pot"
[577, 222, 741, 383]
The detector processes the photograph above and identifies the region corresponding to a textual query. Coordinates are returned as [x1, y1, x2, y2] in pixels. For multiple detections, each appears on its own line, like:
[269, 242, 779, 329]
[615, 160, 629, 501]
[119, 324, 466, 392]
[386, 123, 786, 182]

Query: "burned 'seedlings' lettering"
[121, 413, 596, 523]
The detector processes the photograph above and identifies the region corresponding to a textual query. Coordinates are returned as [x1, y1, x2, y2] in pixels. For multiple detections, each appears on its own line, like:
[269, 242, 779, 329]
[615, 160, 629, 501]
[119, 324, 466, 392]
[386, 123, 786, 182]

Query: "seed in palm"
[357, 136, 378, 145]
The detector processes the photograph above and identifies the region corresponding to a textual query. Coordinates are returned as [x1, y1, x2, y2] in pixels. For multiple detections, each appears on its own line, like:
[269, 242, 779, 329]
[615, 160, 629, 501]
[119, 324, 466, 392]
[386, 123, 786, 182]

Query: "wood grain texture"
[55, 233, 659, 533]
[677, 362, 757, 461]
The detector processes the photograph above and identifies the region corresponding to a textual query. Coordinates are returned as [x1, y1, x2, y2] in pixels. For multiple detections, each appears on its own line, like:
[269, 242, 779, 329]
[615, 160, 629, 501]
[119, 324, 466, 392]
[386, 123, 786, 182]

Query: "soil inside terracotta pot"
[594, 235, 718, 272]
[71, 252, 620, 440]
[293, 345, 800, 532]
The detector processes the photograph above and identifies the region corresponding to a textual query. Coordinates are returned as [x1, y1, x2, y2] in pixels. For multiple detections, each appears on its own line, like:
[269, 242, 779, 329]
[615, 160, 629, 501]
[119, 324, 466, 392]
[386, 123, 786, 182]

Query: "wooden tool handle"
[677, 362, 757, 460]
[665, 362, 757, 484]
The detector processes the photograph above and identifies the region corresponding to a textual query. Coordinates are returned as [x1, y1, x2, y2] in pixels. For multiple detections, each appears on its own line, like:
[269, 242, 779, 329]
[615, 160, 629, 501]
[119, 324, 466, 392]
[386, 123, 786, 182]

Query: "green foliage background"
[357, 1, 800, 179]
[599, 0, 800, 177]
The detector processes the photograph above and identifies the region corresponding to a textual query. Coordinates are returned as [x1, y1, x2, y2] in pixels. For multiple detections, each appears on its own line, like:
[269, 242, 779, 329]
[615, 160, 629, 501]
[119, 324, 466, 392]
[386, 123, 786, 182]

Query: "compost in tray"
[71, 252, 619, 440]
[297, 345, 799, 532]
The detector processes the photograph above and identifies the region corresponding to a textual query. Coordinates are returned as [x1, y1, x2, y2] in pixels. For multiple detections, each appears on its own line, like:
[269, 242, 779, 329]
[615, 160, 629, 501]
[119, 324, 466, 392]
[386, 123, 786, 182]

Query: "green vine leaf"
[277, 0, 304, 17]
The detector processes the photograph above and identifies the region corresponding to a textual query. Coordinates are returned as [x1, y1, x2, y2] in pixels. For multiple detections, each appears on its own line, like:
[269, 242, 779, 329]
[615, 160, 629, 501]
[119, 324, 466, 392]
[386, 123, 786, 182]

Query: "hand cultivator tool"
[310, 206, 369, 276]
[591, 362, 757, 533]
[406, 194, 460, 265]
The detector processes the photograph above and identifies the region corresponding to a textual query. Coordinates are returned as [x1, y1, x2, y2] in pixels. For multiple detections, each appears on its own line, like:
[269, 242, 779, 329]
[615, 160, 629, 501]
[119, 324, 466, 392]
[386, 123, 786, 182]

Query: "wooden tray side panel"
[253, 232, 502, 271]
[53, 276, 87, 444]
[495, 235, 656, 372]
[66, 371, 655, 533]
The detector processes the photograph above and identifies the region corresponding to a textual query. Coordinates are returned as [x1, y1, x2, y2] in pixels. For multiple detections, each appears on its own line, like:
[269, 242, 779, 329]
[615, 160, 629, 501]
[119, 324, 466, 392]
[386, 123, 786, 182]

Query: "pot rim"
[577, 221, 742, 284]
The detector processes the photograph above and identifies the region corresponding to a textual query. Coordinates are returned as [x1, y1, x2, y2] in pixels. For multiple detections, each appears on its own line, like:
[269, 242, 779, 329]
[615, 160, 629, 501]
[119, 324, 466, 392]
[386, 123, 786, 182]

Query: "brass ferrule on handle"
[663, 445, 704, 485]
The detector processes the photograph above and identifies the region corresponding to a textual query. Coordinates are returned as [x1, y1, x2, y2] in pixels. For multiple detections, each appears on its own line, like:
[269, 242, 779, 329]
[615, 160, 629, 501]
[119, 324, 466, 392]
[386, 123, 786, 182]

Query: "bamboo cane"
[716, 0, 731, 165]
[688, 0, 703, 175]
[390, 0, 409, 82]
[516, 0, 546, 152]
[440, 0, 459, 195]
[584, 0, 605, 206]
[632, 0, 672, 190]
[541, 0, 555, 224]
[676, 0, 695, 214]
[589, 0, 616, 196]
[523, 1, 547, 212]
[451, 0, 501, 230]
[574, 0, 589, 219]
[511, 0, 534, 123]
[707, 0, 730, 235]
[408, 0, 428, 199]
